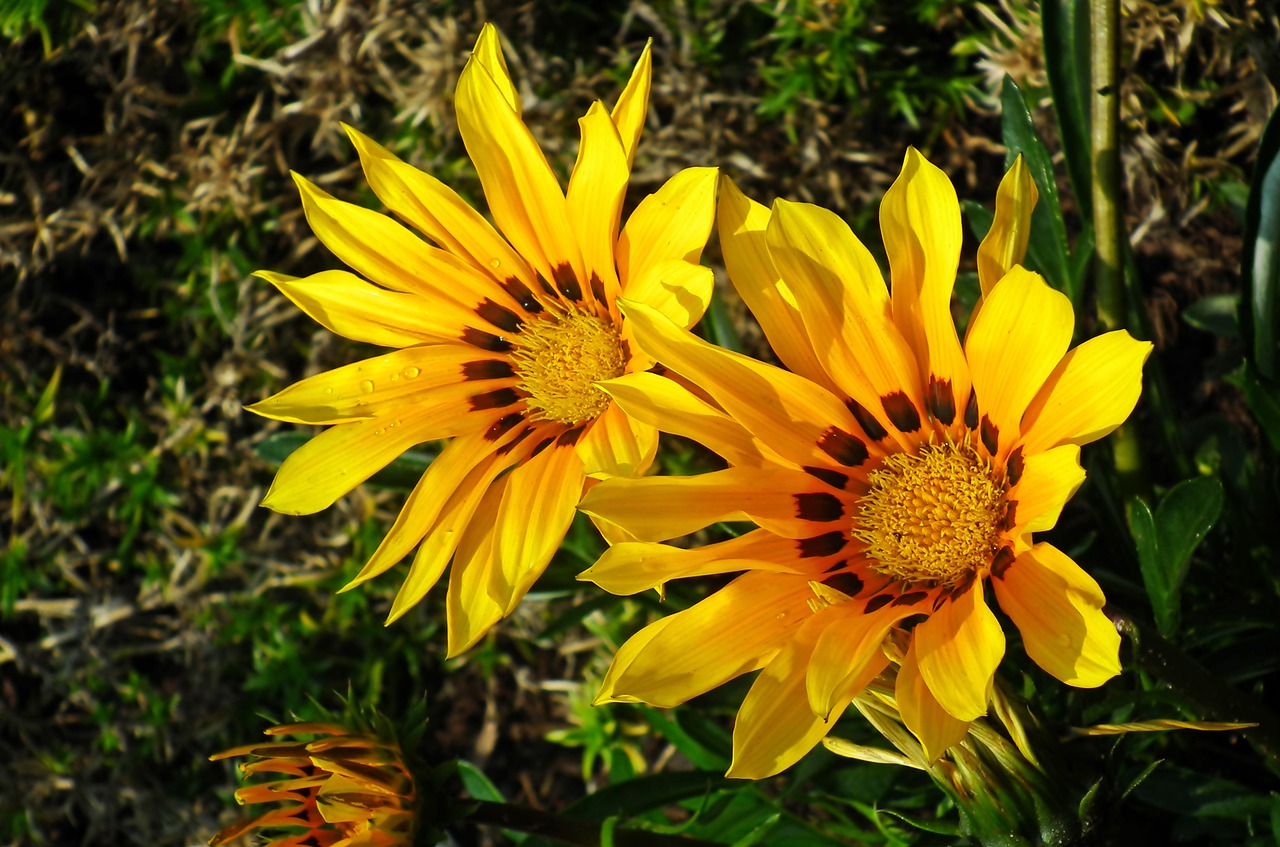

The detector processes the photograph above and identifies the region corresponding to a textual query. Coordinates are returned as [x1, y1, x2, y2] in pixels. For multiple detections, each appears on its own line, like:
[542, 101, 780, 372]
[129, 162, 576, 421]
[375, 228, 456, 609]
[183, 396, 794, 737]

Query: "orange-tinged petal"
[247, 345, 495, 425]
[599, 371, 777, 468]
[1019, 331, 1153, 454]
[495, 441, 584, 603]
[567, 102, 628, 302]
[578, 466, 842, 542]
[913, 577, 1005, 721]
[881, 148, 970, 425]
[446, 477, 507, 656]
[596, 572, 817, 707]
[767, 198, 924, 443]
[259, 270, 455, 347]
[578, 529, 822, 596]
[623, 259, 715, 331]
[992, 543, 1120, 686]
[964, 266, 1073, 457]
[456, 47, 584, 285]
[897, 640, 971, 762]
[617, 167, 718, 293]
[291, 173, 498, 305]
[619, 299, 862, 471]
[576, 399, 657, 479]
[1009, 443, 1084, 534]
[610, 40, 651, 166]
[807, 602, 908, 720]
[343, 124, 534, 289]
[717, 175, 831, 386]
[975, 155, 1038, 301]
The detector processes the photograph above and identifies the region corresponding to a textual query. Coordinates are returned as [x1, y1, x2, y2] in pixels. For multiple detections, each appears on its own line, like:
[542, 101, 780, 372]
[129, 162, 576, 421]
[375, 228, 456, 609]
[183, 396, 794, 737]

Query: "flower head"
[250, 25, 717, 654]
[210, 722, 416, 847]
[577, 150, 1151, 778]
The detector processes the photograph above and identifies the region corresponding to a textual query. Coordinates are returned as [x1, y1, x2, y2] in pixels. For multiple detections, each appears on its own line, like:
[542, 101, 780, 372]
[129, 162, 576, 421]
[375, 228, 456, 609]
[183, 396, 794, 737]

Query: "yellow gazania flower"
[210, 722, 415, 847]
[577, 149, 1151, 779]
[250, 24, 717, 654]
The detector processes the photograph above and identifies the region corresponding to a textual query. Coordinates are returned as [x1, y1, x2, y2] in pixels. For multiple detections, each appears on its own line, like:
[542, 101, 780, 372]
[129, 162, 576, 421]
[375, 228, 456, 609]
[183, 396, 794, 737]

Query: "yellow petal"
[976, 155, 1038, 301]
[913, 577, 1005, 721]
[445, 476, 507, 656]
[455, 45, 584, 285]
[597, 572, 817, 708]
[617, 167, 718, 293]
[807, 603, 906, 720]
[247, 345, 491, 425]
[992, 543, 1120, 687]
[471, 24, 519, 112]
[1019, 331, 1154, 455]
[767, 198, 924, 444]
[717, 175, 831, 386]
[566, 101, 629, 302]
[897, 639, 971, 762]
[1009, 443, 1084, 534]
[964, 266, 1073, 457]
[576, 399, 657, 479]
[623, 259, 715, 331]
[494, 441, 584, 605]
[610, 40, 652, 166]
[579, 529, 821, 596]
[343, 124, 534, 290]
[619, 298, 863, 472]
[881, 148, 970, 427]
[259, 270, 453, 347]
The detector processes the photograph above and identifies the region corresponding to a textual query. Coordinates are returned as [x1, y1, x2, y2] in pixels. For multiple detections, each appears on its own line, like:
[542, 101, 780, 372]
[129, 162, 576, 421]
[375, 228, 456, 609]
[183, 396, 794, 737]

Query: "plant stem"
[1090, 0, 1124, 332]
[467, 800, 724, 847]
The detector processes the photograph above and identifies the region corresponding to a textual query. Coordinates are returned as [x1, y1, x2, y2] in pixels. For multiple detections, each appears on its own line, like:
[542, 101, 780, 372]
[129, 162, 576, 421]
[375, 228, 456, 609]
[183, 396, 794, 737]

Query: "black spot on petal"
[964, 388, 979, 430]
[553, 262, 582, 301]
[476, 298, 523, 333]
[1000, 500, 1018, 531]
[980, 414, 999, 456]
[485, 413, 524, 442]
[797, 531, 847, 558]
[496, 425, 533, 455]
[535, 271, 559, 298]
[990, 546, 1015, 579]
[892, 590, 929, 607]
[864, 594, 894, 613]
[882, 391, 921, 433]
[589, 271, 608, 305]
[470, 388, 520, 410]
[804, 466, 849, 490]
[846, 398, 889, 441]
[461, 327, 511, 352]
[1006, 446, 1026, 486]
[556, 427, 586, 447]
[529, 436, 555, 458]
[927, 375, 955, 425]
[500, 276, 542, 313]
[463, 360, 516, 381]
[796, 491, 844, 522]
[818, 427, 869, 467]
[825, 572, 864, 597]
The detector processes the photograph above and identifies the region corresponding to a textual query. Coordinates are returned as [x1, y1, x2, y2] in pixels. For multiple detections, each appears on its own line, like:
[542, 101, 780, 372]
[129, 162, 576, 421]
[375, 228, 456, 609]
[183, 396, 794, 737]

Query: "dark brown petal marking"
[553, 262, 583, 301]
[496, 425, 533, 454]
[980, 414, 999, 456]
[470, 387, 520, 410]
[589, 271, 608, 305]
[535, 271, 559, 298]
[818, 427, 869, 467]
[797, 531, 847, 558]
[845, 398, 889, 441]
[461, 327, 512, 352]
[804, 466, 849, 490]
[891, 590, 929, 607]
[796, 491, 844, 522]
[964, 388, 979, 430]
[864, 594, 894, 613]
[926, 375, 956, 426]
[500, 276, 543, 313]
[529, 435, 556, 458]
[990, 546, 1015, 579]
[999, 500, 1018, 531]
[1006, 446, 1026, 486]
[476, 298, 523, 333]
[486, 413, 524, 442]
[462, 360, 516, 381]
[881, 391, 922, 433]
[825, 571, 864, 597]
[556, 427, 586, 447]
[951, 570, 976, 597]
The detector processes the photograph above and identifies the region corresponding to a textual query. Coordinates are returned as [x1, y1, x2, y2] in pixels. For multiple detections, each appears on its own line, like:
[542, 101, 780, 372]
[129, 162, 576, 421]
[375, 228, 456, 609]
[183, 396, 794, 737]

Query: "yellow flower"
[577, 149, 1152, 779]
[250, 24, 717, 654]
[210, 722, 415, 847]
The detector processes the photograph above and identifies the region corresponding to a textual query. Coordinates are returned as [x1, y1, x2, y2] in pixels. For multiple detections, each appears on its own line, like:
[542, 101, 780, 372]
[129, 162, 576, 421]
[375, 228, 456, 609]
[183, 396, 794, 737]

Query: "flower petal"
[567, 101, 629, 302]
[579, 529, 822, 596]
[992, 543, 1120, 687]
[494, 440, 584, 603]
[471, 23, 520, 112]
[1019, 331, 1153, 454]
[975, 155, 1037, 302]
[881, 148, 970, 426]
[717, 175, 831, 386]
[913, 577, 1005, 721]
[597, 572, 817, 707]
[897, 640, 971, 763]
[445, 477, 507, 656]
[617, 167, 718, 306]
[807, 602, 907, 720]
[610, 40, 652, 166]
[576, 399, 657, 479]
[1009, 443, 1084, 534]
[624, 259, 715, 331]
[965, 266, 1073, 457]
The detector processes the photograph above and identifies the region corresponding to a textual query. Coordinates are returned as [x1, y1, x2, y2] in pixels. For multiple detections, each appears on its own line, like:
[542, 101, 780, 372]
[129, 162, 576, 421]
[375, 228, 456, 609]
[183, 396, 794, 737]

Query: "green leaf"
[1243, 104, 1280, 379]
[1229, 363, 1280, 453]
[1183, 294, 1241, 339]
[559, 771, 734, 822]
[1041, 0, 1092, 216]
[1129, 477, 1224, 637]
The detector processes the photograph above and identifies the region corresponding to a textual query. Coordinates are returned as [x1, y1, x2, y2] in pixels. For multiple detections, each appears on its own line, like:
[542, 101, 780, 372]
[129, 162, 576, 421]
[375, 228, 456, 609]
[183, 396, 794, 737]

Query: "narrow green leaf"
[1127, 496, 1168, 634]
[1229, 363, 1280, 453]
[456, 759, 508, 803]
[33, 364, 62, 427]
[1154, 477, 1223, 588]
[1183, 294, 1241, 338]
[560, 771, 734, 822]
[1243, 104, 1280, 379]
[1041, 0, 1092, 216]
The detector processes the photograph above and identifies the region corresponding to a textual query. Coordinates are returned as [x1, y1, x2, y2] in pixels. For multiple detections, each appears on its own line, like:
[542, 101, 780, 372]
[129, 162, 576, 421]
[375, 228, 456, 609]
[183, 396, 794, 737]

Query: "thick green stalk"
[1090, 0, 1124, 331]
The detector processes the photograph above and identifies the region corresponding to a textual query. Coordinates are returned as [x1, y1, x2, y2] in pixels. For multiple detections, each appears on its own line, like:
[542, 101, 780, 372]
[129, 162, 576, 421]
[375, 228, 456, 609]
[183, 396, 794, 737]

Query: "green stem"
[467, 800, 724, 847]
[1090, 0, 1124, 332]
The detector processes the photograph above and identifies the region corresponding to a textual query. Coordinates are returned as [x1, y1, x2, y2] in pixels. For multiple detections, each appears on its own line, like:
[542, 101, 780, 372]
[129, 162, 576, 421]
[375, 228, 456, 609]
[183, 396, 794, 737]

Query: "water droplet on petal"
[360, 379, 375, 393]
[323, 387, 334, 396]
[489, 258, 501, 269]
[403, 366, 420, 379]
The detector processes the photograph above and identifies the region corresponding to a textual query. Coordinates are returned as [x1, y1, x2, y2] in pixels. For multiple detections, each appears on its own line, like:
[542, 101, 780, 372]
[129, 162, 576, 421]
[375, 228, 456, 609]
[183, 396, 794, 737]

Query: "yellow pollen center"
[510, 306, 626, 425]
[854, 441, 1005, 587]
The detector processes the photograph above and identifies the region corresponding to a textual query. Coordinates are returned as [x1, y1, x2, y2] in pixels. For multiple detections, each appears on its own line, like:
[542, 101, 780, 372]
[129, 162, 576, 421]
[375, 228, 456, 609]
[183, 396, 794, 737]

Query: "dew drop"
[359, 379, 375, 393]
[489, 258, 501, 269]
[323, 387, 334, 396]
[403, 366, 420, 379]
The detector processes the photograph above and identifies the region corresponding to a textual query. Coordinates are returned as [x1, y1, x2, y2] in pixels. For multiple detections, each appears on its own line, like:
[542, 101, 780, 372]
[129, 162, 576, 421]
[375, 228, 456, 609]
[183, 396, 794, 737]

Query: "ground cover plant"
[2, 1, 1280, 845]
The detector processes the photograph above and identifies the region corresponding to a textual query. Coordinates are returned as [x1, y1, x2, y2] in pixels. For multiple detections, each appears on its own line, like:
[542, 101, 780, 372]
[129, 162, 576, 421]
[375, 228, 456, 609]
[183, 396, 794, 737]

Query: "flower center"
[854, 441, 1005, 587]
[510, 305, 626, 425]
